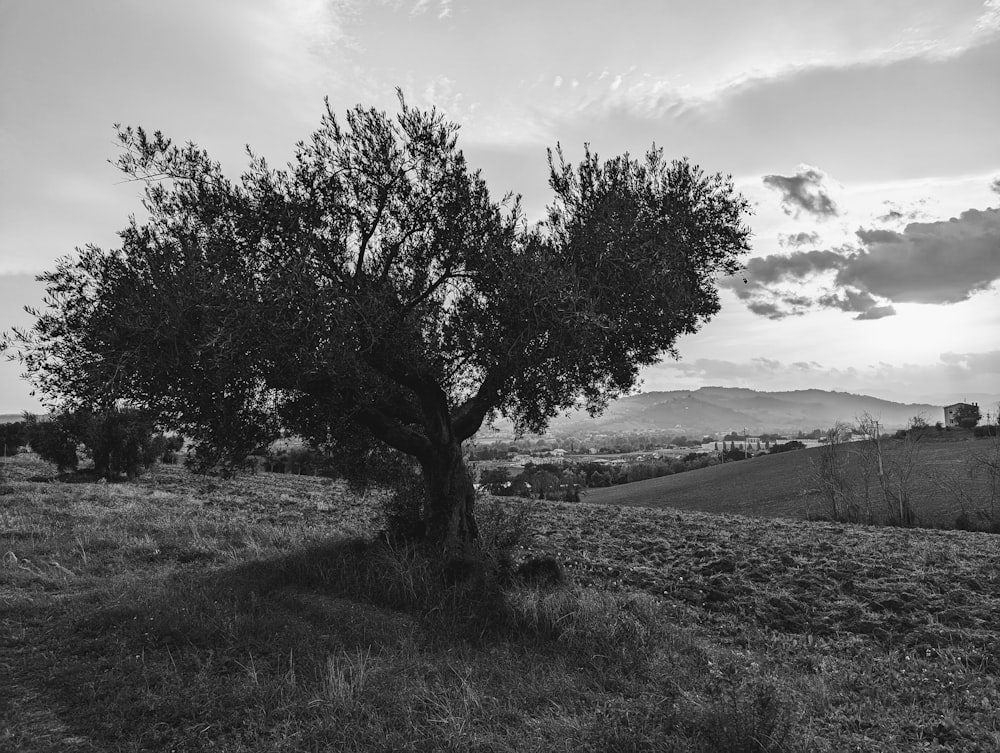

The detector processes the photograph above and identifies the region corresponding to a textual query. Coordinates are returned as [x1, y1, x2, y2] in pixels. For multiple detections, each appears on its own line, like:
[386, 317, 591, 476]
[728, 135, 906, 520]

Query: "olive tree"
[5, 94, 751, 555]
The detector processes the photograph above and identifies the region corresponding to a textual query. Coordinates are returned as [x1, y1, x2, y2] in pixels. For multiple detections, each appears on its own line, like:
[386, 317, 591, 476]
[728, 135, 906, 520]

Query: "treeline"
[812, 414, 1000, 531]
[2, 410, 182, 479]
[471, 432, 714, 459]
[478, 455, 709, 501]
[483, 453, 699, 500]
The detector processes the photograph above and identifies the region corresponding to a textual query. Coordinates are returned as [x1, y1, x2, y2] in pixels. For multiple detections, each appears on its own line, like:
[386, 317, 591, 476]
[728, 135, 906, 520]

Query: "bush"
[83, 408, 167, 479]
[24, 408, 169, 479]
[24, 414, 79, 472]
[0, 421, 27, 457]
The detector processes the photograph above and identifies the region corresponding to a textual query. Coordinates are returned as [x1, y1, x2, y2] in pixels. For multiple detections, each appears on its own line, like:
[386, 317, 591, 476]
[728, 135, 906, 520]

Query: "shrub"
[514, 556, 565, 587]
[24, 408, 169, 479]
[82, 408, 167, 479]
[0, 421, 27, 457]
[24, 414, 79, 472]
[690, 671, 794, 752]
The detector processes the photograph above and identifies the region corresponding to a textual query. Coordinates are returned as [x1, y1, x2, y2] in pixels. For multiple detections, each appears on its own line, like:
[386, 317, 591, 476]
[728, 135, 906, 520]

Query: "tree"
[0, 421, 27, 457]
[956, 404, 981, 429]
[810, 424, 862, 523]
[23, 408, 168, 479]
[5, 94, 751, 556]
[24, 414, 79, 472]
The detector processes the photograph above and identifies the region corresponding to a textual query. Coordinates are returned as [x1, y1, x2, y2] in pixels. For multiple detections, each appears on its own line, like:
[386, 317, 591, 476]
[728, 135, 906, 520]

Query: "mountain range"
[6, 388, 996, 437]
[494, 387, 962, 437]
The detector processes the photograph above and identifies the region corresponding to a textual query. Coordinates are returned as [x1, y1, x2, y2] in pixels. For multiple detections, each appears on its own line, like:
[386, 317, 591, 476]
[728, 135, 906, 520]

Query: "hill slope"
[3, 455, 1000, 750]
[584, 435, 991, 526]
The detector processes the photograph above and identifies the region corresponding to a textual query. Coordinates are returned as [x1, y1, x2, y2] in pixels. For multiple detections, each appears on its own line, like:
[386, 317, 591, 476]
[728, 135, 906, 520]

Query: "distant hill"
[0, 414, 24, 424]
[519, 387, 943, 436]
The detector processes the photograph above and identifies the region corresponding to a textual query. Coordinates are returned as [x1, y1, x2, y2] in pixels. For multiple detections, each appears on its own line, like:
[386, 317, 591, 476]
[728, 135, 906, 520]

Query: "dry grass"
[2, 454, 999, 751]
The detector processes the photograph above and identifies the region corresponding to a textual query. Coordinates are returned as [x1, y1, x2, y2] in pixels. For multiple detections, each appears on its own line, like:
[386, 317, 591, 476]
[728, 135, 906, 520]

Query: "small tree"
[24, 413, 79, 472]
[5, 94, 751, 556]
[855, 413, 920, 526]
[23, 408, 166, 479]
[0, 421, 27, 458]
[810, 424, 861, 522]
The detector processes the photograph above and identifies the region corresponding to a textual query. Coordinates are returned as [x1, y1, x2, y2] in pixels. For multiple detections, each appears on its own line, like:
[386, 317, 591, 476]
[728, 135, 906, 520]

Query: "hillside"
[585, 433, 993, 527]
[489, 387, 944, 438]
[2, 455, 1000, 750]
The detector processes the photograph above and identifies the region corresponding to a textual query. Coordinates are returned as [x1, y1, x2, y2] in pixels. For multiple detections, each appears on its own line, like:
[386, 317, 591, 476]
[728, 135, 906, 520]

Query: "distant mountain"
[0, 414, 24, 424]
[492, 387, 944, 437]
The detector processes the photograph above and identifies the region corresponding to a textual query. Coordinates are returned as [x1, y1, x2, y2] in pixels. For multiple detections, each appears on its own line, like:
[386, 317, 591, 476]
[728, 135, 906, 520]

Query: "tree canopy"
[6, 93, 751, 554]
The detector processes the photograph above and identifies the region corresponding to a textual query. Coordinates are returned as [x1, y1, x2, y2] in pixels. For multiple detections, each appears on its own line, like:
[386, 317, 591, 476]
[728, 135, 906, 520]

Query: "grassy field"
[3, 454, 1000, 751]
[585, 434, 996, 527]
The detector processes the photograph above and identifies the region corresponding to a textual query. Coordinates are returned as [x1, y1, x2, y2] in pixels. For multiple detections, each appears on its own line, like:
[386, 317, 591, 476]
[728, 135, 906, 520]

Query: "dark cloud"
[735, 249, 846, 285]
[992, 177, 1000, 196]
[838, 208, 1000, 304]
[853, 305, 897, 321]
[762, 166, 839, 218]
[733, 206, 1000, 320]
[817, 289, 897, 320]
[746, 301, 785, 319]
[779, 231, 820, 248]
[855, 228, 902, 244]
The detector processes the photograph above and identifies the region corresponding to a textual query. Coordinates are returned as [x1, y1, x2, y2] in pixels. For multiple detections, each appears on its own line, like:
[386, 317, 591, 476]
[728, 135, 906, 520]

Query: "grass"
[2, 453, 1000, 750]
[585, 434, 995, 526]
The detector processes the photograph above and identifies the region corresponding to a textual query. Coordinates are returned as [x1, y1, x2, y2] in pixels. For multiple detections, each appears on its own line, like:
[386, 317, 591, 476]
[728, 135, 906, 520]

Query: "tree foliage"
[0, 421, 27, 457]
[956, 403, 982, 429]
[24, 414, 79, 472]
[23, 408, 168, 479]
[5, 94, 751, 552]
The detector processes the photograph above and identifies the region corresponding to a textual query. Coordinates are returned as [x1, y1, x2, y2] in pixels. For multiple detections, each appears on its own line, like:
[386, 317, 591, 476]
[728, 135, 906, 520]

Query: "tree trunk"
[420, 441, 479, 557]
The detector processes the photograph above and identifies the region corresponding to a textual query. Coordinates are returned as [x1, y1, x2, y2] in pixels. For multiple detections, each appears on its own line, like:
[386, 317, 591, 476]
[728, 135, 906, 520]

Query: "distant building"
[944, 402, 978, 428]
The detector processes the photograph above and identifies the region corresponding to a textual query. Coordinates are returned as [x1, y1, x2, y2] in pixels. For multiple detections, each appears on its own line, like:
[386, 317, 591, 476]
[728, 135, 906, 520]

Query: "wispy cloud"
[876, 200, 928, 224]
[779, 231, 820, 248]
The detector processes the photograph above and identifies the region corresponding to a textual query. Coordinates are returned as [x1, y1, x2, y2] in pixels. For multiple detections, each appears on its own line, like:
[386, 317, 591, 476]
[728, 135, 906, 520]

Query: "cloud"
[940, 350, 1000, 373]
[535, 39, 1000, 187]
[762, 166, 840, 219]
[737, 249, 846, 285]
[992, 177, 1000, 195]
[838, 208, 1000, 304]
[779, 231, 820, 248]
[746, 302, 786, 319]
[876, 200, 928, 224]
[853, 305, 898, 321]
[817, 289, 896, 319]
[731, 206, 1000, 320]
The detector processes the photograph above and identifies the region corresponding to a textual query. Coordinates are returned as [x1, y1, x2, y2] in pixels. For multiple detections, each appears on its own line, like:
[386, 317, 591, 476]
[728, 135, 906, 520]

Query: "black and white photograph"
[2, 2, 1000, 750]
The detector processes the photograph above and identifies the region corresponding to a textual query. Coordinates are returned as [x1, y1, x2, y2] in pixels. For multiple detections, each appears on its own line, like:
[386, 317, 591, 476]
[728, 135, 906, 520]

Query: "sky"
[1, 0, 999, 414]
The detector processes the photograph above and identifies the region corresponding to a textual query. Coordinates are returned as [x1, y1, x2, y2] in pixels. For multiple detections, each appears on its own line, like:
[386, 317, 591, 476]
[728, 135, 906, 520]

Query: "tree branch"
[452, 367, 507, 441]
[354, 186, 390, 279]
